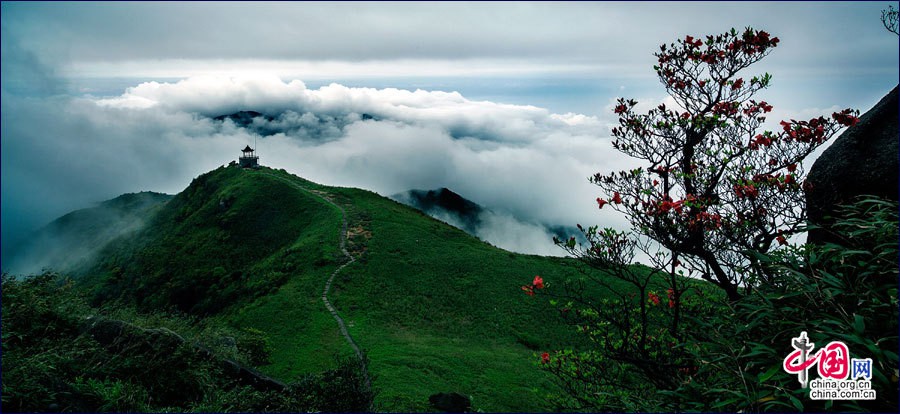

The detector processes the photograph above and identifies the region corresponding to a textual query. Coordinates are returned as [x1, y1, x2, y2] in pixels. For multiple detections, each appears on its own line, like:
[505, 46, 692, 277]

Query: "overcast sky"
[2, 1, 898, 265]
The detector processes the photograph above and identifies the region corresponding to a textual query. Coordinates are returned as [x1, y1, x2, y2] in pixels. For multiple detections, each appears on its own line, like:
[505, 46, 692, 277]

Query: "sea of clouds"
[2, 75, 644, 262]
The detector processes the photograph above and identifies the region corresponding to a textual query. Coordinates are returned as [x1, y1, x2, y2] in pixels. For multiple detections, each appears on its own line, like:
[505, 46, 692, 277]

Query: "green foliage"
[291, 356, 375, 412]
[84, 165, 341, 315]
[541, 196, 897, 412]
[236, 327, 273, 367]
[532, 261, 723, 411]
[1, 273, 373, 412]
[664, 197, 899, 412]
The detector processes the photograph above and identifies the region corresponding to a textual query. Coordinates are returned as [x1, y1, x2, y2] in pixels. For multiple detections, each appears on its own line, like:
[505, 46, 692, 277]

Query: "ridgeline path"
[259, 171, 372, 397]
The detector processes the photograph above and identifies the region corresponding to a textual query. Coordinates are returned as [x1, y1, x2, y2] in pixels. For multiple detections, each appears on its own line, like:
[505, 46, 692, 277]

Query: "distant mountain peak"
[392, 187, 483, 234]
[412, 187, 483, 216]
[213, 111, 274, 127]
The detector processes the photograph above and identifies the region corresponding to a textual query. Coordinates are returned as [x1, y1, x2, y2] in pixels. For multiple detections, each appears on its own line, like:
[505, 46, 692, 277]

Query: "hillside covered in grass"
[10, 165, 656, 412]
[1, 273, 372, 413]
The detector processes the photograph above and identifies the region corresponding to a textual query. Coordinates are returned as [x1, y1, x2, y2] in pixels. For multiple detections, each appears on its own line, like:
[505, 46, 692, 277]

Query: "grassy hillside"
[327, 186, 604, 411]
[1, 273, 372, 413]
[84, 166, 343, 315]
[66, 166, 638, 412]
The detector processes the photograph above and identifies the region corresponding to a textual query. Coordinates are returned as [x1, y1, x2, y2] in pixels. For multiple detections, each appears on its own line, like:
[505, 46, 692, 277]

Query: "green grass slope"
[73, 166, 631, 412]
[219, 168, 625, 412]
[324, 187, 599, 411]
[84, 166, 344, 315]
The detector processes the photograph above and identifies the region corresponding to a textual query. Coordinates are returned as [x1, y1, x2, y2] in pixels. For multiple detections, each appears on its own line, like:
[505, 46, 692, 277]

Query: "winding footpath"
[260, 172, 372, 396]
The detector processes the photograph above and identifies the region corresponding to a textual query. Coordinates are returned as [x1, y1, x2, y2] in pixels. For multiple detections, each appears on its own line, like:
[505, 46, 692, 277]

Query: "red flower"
[659, 201, 672, 213]
[787, 163, 797, 172]
[596, 198, 608, 209]
[776, 235, 787, 245]
[648, 292, 661, 306]
[832, 109, 859, 127]
[521, 285, 534, 296]
[614, 104, 627, 114]
[780, 120, 792, 132]
[668, 299, 676, 308]
[612, 192, 623, 204]
[734, 184, 758, 199]
[541, 352, 550, 364]
[666, 288, 675, 299]
[533, 275, 545, 290]
[751, 134, 772, 148]
[743, 185, 759, 198]
[732, 78, 744, 90]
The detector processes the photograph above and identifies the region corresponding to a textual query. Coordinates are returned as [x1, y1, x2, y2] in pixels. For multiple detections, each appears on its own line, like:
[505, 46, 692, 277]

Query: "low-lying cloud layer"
[2, 75, 643, 265]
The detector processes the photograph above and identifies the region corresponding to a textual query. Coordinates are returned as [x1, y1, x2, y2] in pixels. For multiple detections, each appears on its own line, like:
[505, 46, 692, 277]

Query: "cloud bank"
[3, 75, 642, 264]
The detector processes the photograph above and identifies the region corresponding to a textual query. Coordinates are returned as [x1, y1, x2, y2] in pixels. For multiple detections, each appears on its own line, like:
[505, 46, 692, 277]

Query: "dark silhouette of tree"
[883, 5, 899, 35]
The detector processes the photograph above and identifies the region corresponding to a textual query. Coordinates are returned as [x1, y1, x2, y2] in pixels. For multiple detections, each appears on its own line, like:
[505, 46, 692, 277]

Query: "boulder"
[805, 86, 899, 244]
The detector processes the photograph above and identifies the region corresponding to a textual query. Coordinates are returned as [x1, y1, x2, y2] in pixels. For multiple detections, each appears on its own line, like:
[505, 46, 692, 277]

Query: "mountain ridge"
[392, 187, 583, 255]
[10, 165, 630, 411]
[4, 191, 172, 275]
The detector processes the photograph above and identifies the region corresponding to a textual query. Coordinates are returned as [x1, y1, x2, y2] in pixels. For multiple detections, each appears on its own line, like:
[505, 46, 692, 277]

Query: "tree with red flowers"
[526, 27, 859, 410]
[586, 27, 858, 301]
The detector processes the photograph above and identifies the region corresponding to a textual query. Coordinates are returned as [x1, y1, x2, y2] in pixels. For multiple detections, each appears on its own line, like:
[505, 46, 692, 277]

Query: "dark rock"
[806, 86, 899, 244]
[429, 392, 472, 412]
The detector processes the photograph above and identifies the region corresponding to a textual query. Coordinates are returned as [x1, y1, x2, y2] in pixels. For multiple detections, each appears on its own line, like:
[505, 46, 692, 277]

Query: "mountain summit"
[10, 165, 609, 411]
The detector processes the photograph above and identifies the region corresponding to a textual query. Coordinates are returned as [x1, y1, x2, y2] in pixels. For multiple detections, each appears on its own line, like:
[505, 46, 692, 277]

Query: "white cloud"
[4, 75, 639, 259]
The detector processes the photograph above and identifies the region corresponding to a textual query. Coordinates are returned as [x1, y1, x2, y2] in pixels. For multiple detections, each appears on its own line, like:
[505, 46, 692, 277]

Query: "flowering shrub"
[531, 226, 720, 410]
[524, 27, 864, 411]
[521, 275, 545, 296]
[669, 197, 898, 412]
[593, 27, 857, 300]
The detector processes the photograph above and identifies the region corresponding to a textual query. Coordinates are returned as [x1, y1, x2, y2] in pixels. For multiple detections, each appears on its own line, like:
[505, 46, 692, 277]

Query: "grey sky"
[2, 1, 897, 265]
[4, 2, 896, 79]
